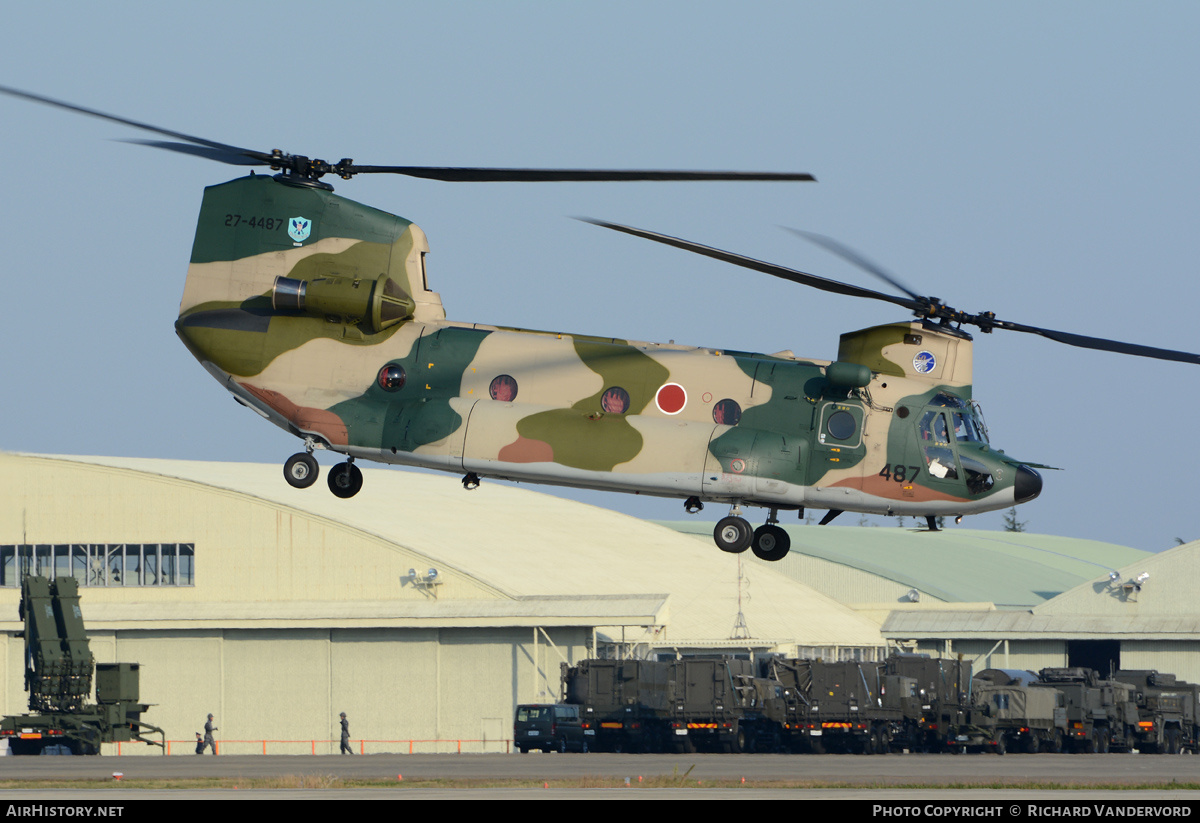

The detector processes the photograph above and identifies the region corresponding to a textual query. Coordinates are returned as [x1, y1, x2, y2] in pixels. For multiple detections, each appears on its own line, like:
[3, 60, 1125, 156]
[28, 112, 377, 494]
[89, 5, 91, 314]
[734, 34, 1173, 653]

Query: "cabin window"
[489, 374, 518, 402]
[378, 364, 407, 391]
[825, 410, 857, 441]
[713, 399, 742, 426]
[601, 387, 630, 414]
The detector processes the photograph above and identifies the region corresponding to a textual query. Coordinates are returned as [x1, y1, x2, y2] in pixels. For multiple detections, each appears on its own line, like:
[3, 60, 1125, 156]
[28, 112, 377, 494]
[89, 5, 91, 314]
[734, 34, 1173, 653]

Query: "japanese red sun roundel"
[655, 383, 687, 414]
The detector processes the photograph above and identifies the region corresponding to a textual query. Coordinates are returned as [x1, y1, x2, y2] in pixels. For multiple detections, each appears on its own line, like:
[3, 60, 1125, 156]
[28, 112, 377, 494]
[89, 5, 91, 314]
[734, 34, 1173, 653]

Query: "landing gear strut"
[283, 452, 319, 489]
[713, 505, 791, 560]
[328, 458, 363, 499]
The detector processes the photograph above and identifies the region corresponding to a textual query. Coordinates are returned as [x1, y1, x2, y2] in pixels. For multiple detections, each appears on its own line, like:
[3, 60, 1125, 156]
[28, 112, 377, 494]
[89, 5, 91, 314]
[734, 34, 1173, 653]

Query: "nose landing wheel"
[283, 453, 319, 489]
[328, 461, 364, 499]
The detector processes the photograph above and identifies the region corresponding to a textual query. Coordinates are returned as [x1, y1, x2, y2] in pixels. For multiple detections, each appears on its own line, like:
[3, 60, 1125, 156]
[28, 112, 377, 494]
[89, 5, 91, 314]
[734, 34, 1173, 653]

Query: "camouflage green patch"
[838, 324, 909, 377]
[709, 358, 868, 488]
[513, 340, 670, 471]
[328, 326, 490, 450]
[189, 175, 412, 265]
[176, 307, 406, 378]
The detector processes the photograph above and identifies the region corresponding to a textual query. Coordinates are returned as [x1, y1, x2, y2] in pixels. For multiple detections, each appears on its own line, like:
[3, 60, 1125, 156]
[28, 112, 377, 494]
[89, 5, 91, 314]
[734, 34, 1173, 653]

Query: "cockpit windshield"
[929, 392, 989, 444]
[952, 411, 987, 444]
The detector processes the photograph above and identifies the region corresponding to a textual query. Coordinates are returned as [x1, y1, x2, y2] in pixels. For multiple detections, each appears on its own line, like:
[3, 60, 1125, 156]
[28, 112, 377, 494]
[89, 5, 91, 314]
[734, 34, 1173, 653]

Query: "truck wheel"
[994, 736, 1006, 756]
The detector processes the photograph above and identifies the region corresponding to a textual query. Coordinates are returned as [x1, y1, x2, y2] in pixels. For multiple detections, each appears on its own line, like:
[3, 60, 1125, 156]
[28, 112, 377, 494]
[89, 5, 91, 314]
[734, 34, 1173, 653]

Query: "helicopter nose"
[1014, 464, 1043, 503]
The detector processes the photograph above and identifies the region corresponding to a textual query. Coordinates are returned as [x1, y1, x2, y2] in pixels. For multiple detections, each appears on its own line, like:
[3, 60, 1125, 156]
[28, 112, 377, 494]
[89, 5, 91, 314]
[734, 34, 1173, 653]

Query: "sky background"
[2, 2, 1198, 552]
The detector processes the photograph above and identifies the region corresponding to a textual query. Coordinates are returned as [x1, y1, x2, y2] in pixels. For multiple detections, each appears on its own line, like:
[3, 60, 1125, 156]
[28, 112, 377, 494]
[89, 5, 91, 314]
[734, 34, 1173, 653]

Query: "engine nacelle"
[272, 274, 415, 333]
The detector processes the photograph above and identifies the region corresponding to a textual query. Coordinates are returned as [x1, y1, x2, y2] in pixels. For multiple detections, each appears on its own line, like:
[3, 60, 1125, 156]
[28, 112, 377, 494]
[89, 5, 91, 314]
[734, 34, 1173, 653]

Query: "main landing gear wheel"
[328, 461, 364, 499]
[751, 524, 790, 561]
[283, 453, 319, 489]
[714, 516, 752, 553]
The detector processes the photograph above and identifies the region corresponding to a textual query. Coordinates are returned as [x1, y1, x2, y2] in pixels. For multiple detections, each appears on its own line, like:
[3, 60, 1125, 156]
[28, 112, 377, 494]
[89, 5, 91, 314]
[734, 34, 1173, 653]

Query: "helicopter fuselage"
[175, 174, 1039, 555]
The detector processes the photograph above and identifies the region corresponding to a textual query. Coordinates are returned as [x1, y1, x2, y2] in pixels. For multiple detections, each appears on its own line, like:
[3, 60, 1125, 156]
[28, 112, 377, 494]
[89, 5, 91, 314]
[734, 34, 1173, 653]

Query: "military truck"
[562, 657, 787, 753]
[883, 654, 973, 752]
[0, 577, 163, 755]
[1034, 668, 1139, 753]
[1114, 670, 1199, 754]
[950, 669, 1066, 754]
[666, 657, 785, 753]
[562, 658, 672, 752]
[771, 659, 904, 754]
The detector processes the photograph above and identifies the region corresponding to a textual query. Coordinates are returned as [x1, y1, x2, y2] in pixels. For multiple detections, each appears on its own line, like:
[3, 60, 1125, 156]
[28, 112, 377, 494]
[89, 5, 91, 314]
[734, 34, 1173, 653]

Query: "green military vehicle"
[1115, 670, 1199, 754]
[666, 657, 785, 753]
[562, 659, 672, 752]
[1034, 668, 1139, 753]
[958, 669, 1068, 754]
[0, 577, 163, 755]
[772, 659, 905, 754]
[883, 654, 973, 752]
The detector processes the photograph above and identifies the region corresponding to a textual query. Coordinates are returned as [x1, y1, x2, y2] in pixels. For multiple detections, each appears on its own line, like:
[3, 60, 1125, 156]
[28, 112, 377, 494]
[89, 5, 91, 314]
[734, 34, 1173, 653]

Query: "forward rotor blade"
[580, 218, 923, 311]
[350, 166, 815, 182]
[991, 319, 1200, 365]
[782, 227, 923, 301]
[0, 85, 266, 163]
[123, 140, 268, 166]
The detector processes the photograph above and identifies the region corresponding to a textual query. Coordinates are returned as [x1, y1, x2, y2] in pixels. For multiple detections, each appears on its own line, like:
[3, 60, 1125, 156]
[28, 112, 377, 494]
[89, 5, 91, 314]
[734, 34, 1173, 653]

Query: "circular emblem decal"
[729, 458, 746, 474]
[913, 351, 936, 374]
[655, 383, 687, 415]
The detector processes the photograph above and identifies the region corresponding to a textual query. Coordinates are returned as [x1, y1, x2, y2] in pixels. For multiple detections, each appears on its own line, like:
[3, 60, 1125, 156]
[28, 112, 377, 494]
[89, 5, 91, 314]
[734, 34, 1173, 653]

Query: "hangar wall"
[0, 626, 589, 755]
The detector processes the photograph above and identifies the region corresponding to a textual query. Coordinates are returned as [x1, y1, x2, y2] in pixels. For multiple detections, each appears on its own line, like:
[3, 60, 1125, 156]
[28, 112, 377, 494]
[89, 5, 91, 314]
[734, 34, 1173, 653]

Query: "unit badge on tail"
[288, 216, 312, 244]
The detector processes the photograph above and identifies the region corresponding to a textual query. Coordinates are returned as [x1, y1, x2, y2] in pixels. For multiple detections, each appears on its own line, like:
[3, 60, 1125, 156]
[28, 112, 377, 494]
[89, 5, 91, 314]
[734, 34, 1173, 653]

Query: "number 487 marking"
[879, 464, 920, 483]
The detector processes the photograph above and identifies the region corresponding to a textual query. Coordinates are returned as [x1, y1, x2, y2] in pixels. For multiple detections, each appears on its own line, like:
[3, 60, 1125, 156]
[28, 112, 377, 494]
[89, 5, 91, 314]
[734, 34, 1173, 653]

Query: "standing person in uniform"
[201, 713, 218, 755]
[340, 712, 353, 755]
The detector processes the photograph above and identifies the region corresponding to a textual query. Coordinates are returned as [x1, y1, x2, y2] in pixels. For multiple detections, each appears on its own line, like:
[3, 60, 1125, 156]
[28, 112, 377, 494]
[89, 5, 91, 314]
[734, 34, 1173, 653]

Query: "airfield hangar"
[0, 451, 1194, 755]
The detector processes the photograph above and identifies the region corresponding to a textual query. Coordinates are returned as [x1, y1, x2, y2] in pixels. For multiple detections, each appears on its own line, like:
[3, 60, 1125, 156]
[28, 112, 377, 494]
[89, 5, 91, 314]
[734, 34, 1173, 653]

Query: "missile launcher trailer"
[0, 577, 164, 755]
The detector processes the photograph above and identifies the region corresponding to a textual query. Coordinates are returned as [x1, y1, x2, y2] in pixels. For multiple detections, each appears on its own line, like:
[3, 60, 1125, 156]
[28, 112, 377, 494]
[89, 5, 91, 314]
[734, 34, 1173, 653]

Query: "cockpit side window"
[918, 410, 959, 480]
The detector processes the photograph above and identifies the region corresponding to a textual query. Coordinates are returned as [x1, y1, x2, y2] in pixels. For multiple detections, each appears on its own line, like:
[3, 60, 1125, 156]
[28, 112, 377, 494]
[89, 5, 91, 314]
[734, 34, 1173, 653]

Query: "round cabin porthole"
[712, 399, 742, 426]
[378, 364, 406, 391]
[601, 386, 630, 414]
[489, 374, 518, 401]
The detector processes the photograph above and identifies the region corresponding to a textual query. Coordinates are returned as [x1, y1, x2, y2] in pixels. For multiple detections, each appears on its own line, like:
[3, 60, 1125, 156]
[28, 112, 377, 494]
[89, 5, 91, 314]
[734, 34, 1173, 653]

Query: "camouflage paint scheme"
[176, 175, 1039, 523]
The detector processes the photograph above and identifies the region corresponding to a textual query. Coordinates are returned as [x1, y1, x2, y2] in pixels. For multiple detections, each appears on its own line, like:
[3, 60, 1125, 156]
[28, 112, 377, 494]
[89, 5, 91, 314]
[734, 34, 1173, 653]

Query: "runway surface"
[1, 751, 1197, 790]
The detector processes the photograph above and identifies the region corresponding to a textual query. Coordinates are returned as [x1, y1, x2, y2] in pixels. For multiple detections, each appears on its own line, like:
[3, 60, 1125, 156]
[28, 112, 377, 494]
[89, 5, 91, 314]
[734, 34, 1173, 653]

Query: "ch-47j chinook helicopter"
[8, 87, 1200, 563]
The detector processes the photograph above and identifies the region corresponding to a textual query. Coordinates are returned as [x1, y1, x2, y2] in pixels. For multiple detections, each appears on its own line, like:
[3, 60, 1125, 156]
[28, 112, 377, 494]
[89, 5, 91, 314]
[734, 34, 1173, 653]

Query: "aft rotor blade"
[581, 219, 924, 311]
[0, 85, 270, 164]
[782, 227, 923, 301]
[992, 319, 1200, 365]
[349, 166, 815, 182]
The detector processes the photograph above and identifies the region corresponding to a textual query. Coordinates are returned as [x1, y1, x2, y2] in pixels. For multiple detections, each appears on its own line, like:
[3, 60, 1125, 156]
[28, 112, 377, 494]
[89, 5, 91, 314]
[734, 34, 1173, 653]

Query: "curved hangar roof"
[665, 521, 1149, 609]
[0, 452, 883, 649]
